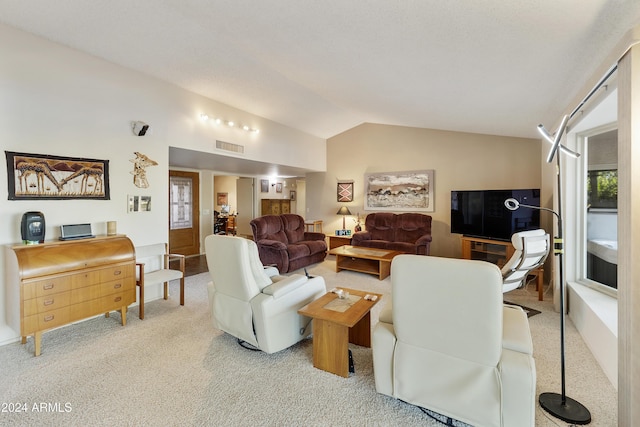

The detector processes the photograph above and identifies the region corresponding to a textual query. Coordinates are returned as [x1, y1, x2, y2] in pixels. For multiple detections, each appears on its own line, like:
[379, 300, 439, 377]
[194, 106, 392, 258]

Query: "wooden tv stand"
[5, 235, 136, 356]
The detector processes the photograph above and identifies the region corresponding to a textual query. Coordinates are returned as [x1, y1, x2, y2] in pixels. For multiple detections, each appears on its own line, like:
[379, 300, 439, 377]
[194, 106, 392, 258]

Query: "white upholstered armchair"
[205, 235, 326, 354]
[372, 255, 536, 427]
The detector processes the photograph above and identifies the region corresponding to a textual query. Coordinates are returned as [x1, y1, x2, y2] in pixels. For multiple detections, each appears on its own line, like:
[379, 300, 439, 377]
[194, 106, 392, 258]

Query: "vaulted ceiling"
[2, 1, 640, 141]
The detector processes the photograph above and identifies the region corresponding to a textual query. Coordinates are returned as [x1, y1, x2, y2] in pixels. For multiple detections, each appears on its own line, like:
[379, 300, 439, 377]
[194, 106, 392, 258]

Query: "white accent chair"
[502, 229, 550, 293]
[372, 255, 536, 427]
[204, 234, 326, 354]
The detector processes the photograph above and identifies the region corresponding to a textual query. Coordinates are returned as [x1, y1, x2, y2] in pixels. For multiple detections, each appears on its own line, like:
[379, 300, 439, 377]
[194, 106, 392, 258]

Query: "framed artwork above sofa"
[364, 169, 434, 212]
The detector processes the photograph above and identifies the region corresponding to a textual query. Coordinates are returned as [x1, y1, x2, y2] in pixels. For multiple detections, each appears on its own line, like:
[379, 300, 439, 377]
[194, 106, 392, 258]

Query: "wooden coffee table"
[298, 288, 382, 377]
[328, 245, 402, 280]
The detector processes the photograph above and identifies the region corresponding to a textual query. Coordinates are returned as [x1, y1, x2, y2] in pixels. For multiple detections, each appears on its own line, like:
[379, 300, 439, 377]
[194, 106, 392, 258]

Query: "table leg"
[379, 260, 391, 280]
[537, 269, 544, 301]
[312, 318, 350, 377]
[34, 331, 42, 356]
[349, 311, 372, 347]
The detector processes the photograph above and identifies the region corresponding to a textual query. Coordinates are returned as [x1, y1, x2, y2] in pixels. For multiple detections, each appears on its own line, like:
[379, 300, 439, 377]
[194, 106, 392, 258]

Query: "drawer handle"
[113, 270, 122, 276]
[43, 283, 55, 290]
[43, 299, 54, 306]
[44, 315, 54, 322]
[114, 296, 122, 303]
[114, 283, 122, 289]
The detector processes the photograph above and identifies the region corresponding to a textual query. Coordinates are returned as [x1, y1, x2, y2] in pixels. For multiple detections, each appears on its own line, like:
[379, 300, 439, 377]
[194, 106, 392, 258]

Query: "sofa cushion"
[251, 215, 288, 244]
[281, 214, 305, 243]
[366, 212, 396, 241]
[302, 240, 328, 255]
[285, 243, 311, 260]
[386, 241, 418, 253]
[395, 213, 432, 244]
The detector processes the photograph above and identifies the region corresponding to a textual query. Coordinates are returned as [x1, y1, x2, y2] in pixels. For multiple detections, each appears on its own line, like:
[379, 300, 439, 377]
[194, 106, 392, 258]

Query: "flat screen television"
[450, 189, 541, 241]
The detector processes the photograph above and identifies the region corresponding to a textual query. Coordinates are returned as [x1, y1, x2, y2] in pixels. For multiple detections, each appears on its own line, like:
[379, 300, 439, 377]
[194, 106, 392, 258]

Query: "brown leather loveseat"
[250, 214, 327, 273]
[351, 212, 432, 255]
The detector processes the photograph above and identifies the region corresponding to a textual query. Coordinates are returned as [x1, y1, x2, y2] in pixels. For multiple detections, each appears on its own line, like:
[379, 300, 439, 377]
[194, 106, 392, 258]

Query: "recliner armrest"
[257, 239, 288, 250]
[261, 274, 308, 298]
[303, 232, 326, 241]
[415, 234, 433, 245]
[352, 231, 372, 243]
[502, 304, 534, 355]
[263, 266, 279, 277]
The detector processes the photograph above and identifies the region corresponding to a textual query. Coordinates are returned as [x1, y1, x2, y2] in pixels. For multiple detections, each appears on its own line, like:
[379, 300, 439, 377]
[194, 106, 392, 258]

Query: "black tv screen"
[450, 189, 541, 241]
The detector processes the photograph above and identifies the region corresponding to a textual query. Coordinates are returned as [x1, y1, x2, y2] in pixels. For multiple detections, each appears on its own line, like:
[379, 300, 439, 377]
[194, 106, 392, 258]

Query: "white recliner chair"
[205, 235, 326, 354]
[502, 229, 550, 293]
[372, 255, 536, 427]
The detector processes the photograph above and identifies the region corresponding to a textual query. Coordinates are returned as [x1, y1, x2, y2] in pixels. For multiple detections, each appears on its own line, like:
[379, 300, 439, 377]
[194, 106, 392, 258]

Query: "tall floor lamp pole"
[535, 116, 591, 424]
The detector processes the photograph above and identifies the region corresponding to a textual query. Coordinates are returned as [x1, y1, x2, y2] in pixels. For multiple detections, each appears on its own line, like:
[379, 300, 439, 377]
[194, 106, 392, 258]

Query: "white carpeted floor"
[0, 258, 617, 426]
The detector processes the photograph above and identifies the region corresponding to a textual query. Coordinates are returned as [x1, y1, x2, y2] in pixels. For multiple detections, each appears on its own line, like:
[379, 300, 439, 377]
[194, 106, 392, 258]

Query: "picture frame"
[217, 192, 228, 206]
[5, 151, 110, 200]
[128, 195, 152, 213]
[260, 179, 269, 193]
[337, 182, 354, 202]
[290, 190, 296, 201]
[364, 169, 434, 212]
[276, 182, 283, 193]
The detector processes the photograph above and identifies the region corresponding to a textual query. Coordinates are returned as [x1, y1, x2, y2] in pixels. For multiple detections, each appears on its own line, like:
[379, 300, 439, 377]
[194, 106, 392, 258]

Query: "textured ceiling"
[1, 0, 640, 141]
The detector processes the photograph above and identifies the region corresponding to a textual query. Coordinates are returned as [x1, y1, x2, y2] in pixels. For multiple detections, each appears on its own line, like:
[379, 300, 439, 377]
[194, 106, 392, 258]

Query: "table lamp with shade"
[336, 206, 352, 231]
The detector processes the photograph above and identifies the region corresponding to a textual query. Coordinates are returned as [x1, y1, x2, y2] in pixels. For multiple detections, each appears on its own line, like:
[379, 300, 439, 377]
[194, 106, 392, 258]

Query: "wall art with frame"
[337, 181, 354, 202]
[5, 151, 110, 200]
[364, 169, 434, 212]
[217, 192, 228, 206]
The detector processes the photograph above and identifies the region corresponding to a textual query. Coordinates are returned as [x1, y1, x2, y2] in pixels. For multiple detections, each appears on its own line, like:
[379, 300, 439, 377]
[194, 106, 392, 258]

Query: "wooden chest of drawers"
[5, 235, 136, 356]
[261, 199, 291, 215]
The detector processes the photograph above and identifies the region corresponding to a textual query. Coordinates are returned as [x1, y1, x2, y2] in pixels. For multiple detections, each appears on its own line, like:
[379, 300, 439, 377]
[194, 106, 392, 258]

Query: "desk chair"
[225, 216, 237, 235]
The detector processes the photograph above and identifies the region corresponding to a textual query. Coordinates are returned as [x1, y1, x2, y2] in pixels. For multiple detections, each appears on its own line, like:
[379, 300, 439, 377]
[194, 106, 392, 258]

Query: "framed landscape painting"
[5, 151, 110, 200]
[364, 169, 434, 212]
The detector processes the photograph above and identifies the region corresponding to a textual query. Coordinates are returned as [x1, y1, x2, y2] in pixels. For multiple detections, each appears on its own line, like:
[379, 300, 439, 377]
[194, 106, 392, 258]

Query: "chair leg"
[180, 277, 185, 306]
[139, 284, 145, 320]
[164, 282, 169, 300]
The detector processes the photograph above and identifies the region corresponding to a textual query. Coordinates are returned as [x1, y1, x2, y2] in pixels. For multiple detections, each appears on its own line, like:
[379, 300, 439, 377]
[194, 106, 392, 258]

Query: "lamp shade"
[336, 206, 352, 216]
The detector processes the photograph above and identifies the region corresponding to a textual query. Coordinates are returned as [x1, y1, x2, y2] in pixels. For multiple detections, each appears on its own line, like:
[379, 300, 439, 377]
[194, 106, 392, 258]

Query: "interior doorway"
[169, 170, 200, 255]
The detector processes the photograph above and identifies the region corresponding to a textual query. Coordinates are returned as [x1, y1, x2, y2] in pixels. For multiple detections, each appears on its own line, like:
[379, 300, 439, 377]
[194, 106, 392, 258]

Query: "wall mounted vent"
[216, 140, 244, 154]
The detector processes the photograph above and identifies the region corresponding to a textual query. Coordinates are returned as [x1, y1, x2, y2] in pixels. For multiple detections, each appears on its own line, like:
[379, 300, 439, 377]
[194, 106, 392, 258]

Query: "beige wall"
[307, 123, 542, 258]
[0, 23, 326, 345]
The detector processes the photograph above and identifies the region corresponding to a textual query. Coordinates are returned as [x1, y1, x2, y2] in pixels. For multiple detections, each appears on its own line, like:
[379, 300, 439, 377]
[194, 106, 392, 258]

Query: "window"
[583, 128, 618, 293]
[587, 169, 618, 209]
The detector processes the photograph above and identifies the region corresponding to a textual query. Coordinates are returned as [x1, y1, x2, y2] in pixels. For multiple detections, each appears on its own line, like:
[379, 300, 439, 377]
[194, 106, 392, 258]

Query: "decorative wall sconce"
[200, 113, 260, 134]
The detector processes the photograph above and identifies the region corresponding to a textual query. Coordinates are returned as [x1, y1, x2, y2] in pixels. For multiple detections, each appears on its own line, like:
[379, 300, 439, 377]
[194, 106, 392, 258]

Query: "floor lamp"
[506, 115, 591, 424]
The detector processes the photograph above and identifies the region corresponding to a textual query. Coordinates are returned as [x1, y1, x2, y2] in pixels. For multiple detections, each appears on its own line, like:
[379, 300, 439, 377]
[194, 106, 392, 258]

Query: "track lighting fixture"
[199, 113, 259, 134]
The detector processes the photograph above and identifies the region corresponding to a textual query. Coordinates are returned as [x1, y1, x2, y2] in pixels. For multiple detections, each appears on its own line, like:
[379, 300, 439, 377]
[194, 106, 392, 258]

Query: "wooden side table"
[298, 288, 382, 377]
[328, 235, 351, 250]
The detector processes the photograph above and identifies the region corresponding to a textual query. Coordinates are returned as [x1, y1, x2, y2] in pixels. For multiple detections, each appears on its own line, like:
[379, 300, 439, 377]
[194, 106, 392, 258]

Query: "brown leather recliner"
[351, 212, 432, 255]
[250, 214, 327, 273]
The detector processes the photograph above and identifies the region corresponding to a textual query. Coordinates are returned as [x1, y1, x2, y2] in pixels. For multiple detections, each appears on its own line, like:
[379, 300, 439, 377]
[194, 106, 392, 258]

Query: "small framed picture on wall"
[290, 190, 296, 201]
[260, 179, 269, 193]
[337, 182, 354, 202]
[276, 183, 283, 193]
